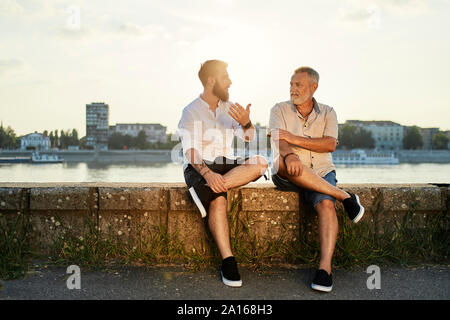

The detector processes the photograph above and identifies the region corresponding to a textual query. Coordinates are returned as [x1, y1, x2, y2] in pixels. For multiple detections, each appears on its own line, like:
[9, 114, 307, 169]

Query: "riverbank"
[396, 150, 450, 163]
[1, 149, 450, 163]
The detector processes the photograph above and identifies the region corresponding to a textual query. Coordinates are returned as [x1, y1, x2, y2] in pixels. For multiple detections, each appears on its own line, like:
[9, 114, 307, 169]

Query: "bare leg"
[208, 195, 233, 259]
[315, 200, 338, 275]
[223, 155, 268, 189]
[274, 157, 350, 202]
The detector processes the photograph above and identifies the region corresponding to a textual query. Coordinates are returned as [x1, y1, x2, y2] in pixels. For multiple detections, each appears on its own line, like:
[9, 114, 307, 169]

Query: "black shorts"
[184, 156, 254, 210]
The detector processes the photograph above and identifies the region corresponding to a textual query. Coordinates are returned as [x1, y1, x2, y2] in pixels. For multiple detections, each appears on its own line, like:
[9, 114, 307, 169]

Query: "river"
[0, 162, 449, 184]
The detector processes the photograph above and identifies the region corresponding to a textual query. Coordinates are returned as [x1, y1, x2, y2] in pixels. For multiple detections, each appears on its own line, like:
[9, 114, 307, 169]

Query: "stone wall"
[0, 183, 448, 260]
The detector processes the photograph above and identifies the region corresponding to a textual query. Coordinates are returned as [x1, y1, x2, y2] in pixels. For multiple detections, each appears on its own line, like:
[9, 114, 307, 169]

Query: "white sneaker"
[188, 186, 207, 218]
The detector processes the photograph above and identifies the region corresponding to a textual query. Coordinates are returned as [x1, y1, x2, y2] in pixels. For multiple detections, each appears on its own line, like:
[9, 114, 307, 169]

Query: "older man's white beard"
[291, 95, 310, 106]
[213, 85, 229, 102]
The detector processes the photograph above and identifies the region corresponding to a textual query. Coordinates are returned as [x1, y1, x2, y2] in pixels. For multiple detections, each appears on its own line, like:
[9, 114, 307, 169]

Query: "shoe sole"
[188, 187, 207, 218]
[311, 283, 332, 292]
[352, 194, 365, 224]
[220, 271, 242, 287]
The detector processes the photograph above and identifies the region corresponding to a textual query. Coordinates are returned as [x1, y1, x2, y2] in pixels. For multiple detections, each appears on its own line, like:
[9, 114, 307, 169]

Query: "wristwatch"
[243, 121, 252, 130]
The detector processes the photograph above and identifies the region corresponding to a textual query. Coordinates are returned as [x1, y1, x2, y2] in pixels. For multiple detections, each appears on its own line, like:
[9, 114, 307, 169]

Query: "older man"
[269, 66, 364, 292]
[178, 60, 268, 287]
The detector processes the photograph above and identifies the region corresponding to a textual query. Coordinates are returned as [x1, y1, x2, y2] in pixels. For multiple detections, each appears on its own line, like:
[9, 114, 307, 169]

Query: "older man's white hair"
[294, 66, 320, 84]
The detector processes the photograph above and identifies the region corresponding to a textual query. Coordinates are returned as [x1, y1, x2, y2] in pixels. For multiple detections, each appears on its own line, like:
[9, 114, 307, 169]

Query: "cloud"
[116, 23, 170, 39]
[338, 6, 373, 22]
[336, 0, 432, 31]
[339, 0, 431, 20]
[0, 59, 23, 76]
[0, 0, 24, 15]
[379, 0, 431, 15]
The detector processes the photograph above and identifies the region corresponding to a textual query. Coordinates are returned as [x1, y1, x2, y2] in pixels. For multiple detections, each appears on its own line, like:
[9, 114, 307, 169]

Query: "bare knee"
[248, 155, 268, 174]
[209, 195, 227, 209]
[315, 199, 336, 215]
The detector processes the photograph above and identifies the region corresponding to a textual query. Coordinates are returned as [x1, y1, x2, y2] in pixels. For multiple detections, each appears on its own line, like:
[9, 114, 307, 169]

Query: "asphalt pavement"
[1, 264, 449, 300]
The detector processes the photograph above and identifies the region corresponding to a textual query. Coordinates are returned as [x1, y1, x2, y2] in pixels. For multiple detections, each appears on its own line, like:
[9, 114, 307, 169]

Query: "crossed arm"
[276, 129, 337, 153]
[273, 130, 337, 177]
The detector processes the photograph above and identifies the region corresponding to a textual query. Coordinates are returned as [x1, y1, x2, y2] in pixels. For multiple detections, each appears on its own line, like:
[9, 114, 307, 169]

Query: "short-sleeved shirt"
[177, 95, 253, 170]
[269, 97, 338, 177]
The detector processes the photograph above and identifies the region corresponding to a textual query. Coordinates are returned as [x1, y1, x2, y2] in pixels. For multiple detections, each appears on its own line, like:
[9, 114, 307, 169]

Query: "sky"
[1, 0, 449, 137]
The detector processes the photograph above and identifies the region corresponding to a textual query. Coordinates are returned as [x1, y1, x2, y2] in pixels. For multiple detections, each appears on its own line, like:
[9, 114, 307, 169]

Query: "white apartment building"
[109, 123, 167, 144]
[346, 120, 404, 150]
[21, 132, 50, 150]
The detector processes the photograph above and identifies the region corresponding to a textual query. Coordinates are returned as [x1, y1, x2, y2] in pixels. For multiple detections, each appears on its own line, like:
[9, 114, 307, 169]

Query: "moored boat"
[0, 156, 32, 163]
[31, 152, 64, 164]
[332, 149, 399, 165]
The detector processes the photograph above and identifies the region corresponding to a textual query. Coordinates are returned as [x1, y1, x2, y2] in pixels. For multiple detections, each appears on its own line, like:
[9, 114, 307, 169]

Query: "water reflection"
[0, 162, 449, 184]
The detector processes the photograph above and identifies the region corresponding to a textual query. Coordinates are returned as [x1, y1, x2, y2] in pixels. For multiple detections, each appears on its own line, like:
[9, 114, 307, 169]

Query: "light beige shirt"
[269, 97, 338, 177]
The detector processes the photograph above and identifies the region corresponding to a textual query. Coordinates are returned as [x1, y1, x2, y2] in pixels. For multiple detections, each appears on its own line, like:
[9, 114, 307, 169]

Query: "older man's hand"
[284, 153, 303, 177]
[277, 129, 298, 145]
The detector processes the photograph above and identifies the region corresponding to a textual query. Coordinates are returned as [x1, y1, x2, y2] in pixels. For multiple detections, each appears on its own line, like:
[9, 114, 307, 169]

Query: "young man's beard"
[213, 83, 229, 102]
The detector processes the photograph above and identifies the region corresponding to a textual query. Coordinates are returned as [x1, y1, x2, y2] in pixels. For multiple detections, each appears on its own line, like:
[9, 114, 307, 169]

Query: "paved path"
[1, 264, 449, 300]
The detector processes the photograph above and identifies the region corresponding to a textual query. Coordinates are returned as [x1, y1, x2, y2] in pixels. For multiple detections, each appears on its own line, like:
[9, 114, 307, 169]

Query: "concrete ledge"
[0, 183, 448, 258]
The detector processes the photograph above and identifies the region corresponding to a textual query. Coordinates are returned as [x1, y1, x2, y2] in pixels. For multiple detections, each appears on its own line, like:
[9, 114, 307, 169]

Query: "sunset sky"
[1, 0, 449, 137]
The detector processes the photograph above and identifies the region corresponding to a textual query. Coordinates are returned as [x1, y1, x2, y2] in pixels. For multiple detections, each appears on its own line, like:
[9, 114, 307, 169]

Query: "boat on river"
[0, 156, 32, 163]
[332, 149, 399, 165]
[31, 152, 64, 163]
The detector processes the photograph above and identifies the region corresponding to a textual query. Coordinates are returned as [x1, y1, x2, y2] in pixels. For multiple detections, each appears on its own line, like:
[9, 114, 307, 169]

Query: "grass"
[0, 192, 449, 280]
[0, 211, 33, 280]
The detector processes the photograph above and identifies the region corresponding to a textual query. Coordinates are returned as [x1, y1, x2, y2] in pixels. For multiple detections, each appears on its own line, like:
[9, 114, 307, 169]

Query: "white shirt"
[178, 96, 253, 169]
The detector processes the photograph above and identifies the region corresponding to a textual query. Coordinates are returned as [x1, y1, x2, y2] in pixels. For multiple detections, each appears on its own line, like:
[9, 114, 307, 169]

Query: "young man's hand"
[204, 171, 228, 193]
[284, 153, 303, 177]
[228, 103, 251, 127]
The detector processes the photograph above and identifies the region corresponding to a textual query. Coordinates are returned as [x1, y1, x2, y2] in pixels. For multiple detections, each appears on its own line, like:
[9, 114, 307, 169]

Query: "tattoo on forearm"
[187, 148, 210, 176]
[193, 162, 210, 176]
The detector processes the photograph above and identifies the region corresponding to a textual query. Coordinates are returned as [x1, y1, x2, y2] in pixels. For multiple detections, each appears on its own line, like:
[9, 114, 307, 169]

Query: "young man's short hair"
[198, 60, 228, 86]
[294, 66, 320, 84]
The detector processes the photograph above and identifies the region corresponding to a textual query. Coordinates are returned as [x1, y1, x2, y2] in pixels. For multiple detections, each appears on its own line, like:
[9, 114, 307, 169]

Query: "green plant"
[0, 211, 32, 280]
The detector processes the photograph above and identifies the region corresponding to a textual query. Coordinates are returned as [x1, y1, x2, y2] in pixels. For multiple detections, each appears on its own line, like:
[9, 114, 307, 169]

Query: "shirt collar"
[198, 95, 227, 112]
[291, 97, 320, 119]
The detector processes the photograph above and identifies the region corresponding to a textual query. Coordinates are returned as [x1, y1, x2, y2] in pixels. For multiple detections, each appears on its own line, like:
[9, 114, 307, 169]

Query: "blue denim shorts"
[271, 170, 337, 208]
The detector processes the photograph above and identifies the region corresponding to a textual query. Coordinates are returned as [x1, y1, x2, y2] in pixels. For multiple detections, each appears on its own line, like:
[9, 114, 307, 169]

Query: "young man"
[177, 60, 268, 287]
[269, 66, 364, 293]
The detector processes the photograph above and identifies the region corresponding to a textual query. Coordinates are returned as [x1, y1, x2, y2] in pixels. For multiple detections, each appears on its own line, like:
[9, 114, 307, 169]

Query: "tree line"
[1, 122, 448, 150]
[337, 124, 448, 150]
[108, 131, 178, 150]
[0, 125, 82, 150]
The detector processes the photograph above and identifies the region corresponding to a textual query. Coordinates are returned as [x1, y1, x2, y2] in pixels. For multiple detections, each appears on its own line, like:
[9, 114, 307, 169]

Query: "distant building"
[21, 132, 50, 150]
[446, 130, 450, 149]
[345, 120, 404, 150]
[86, 102, 109, 150]
[419, 127, 439, 150]
[109, 123, 167, 144]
